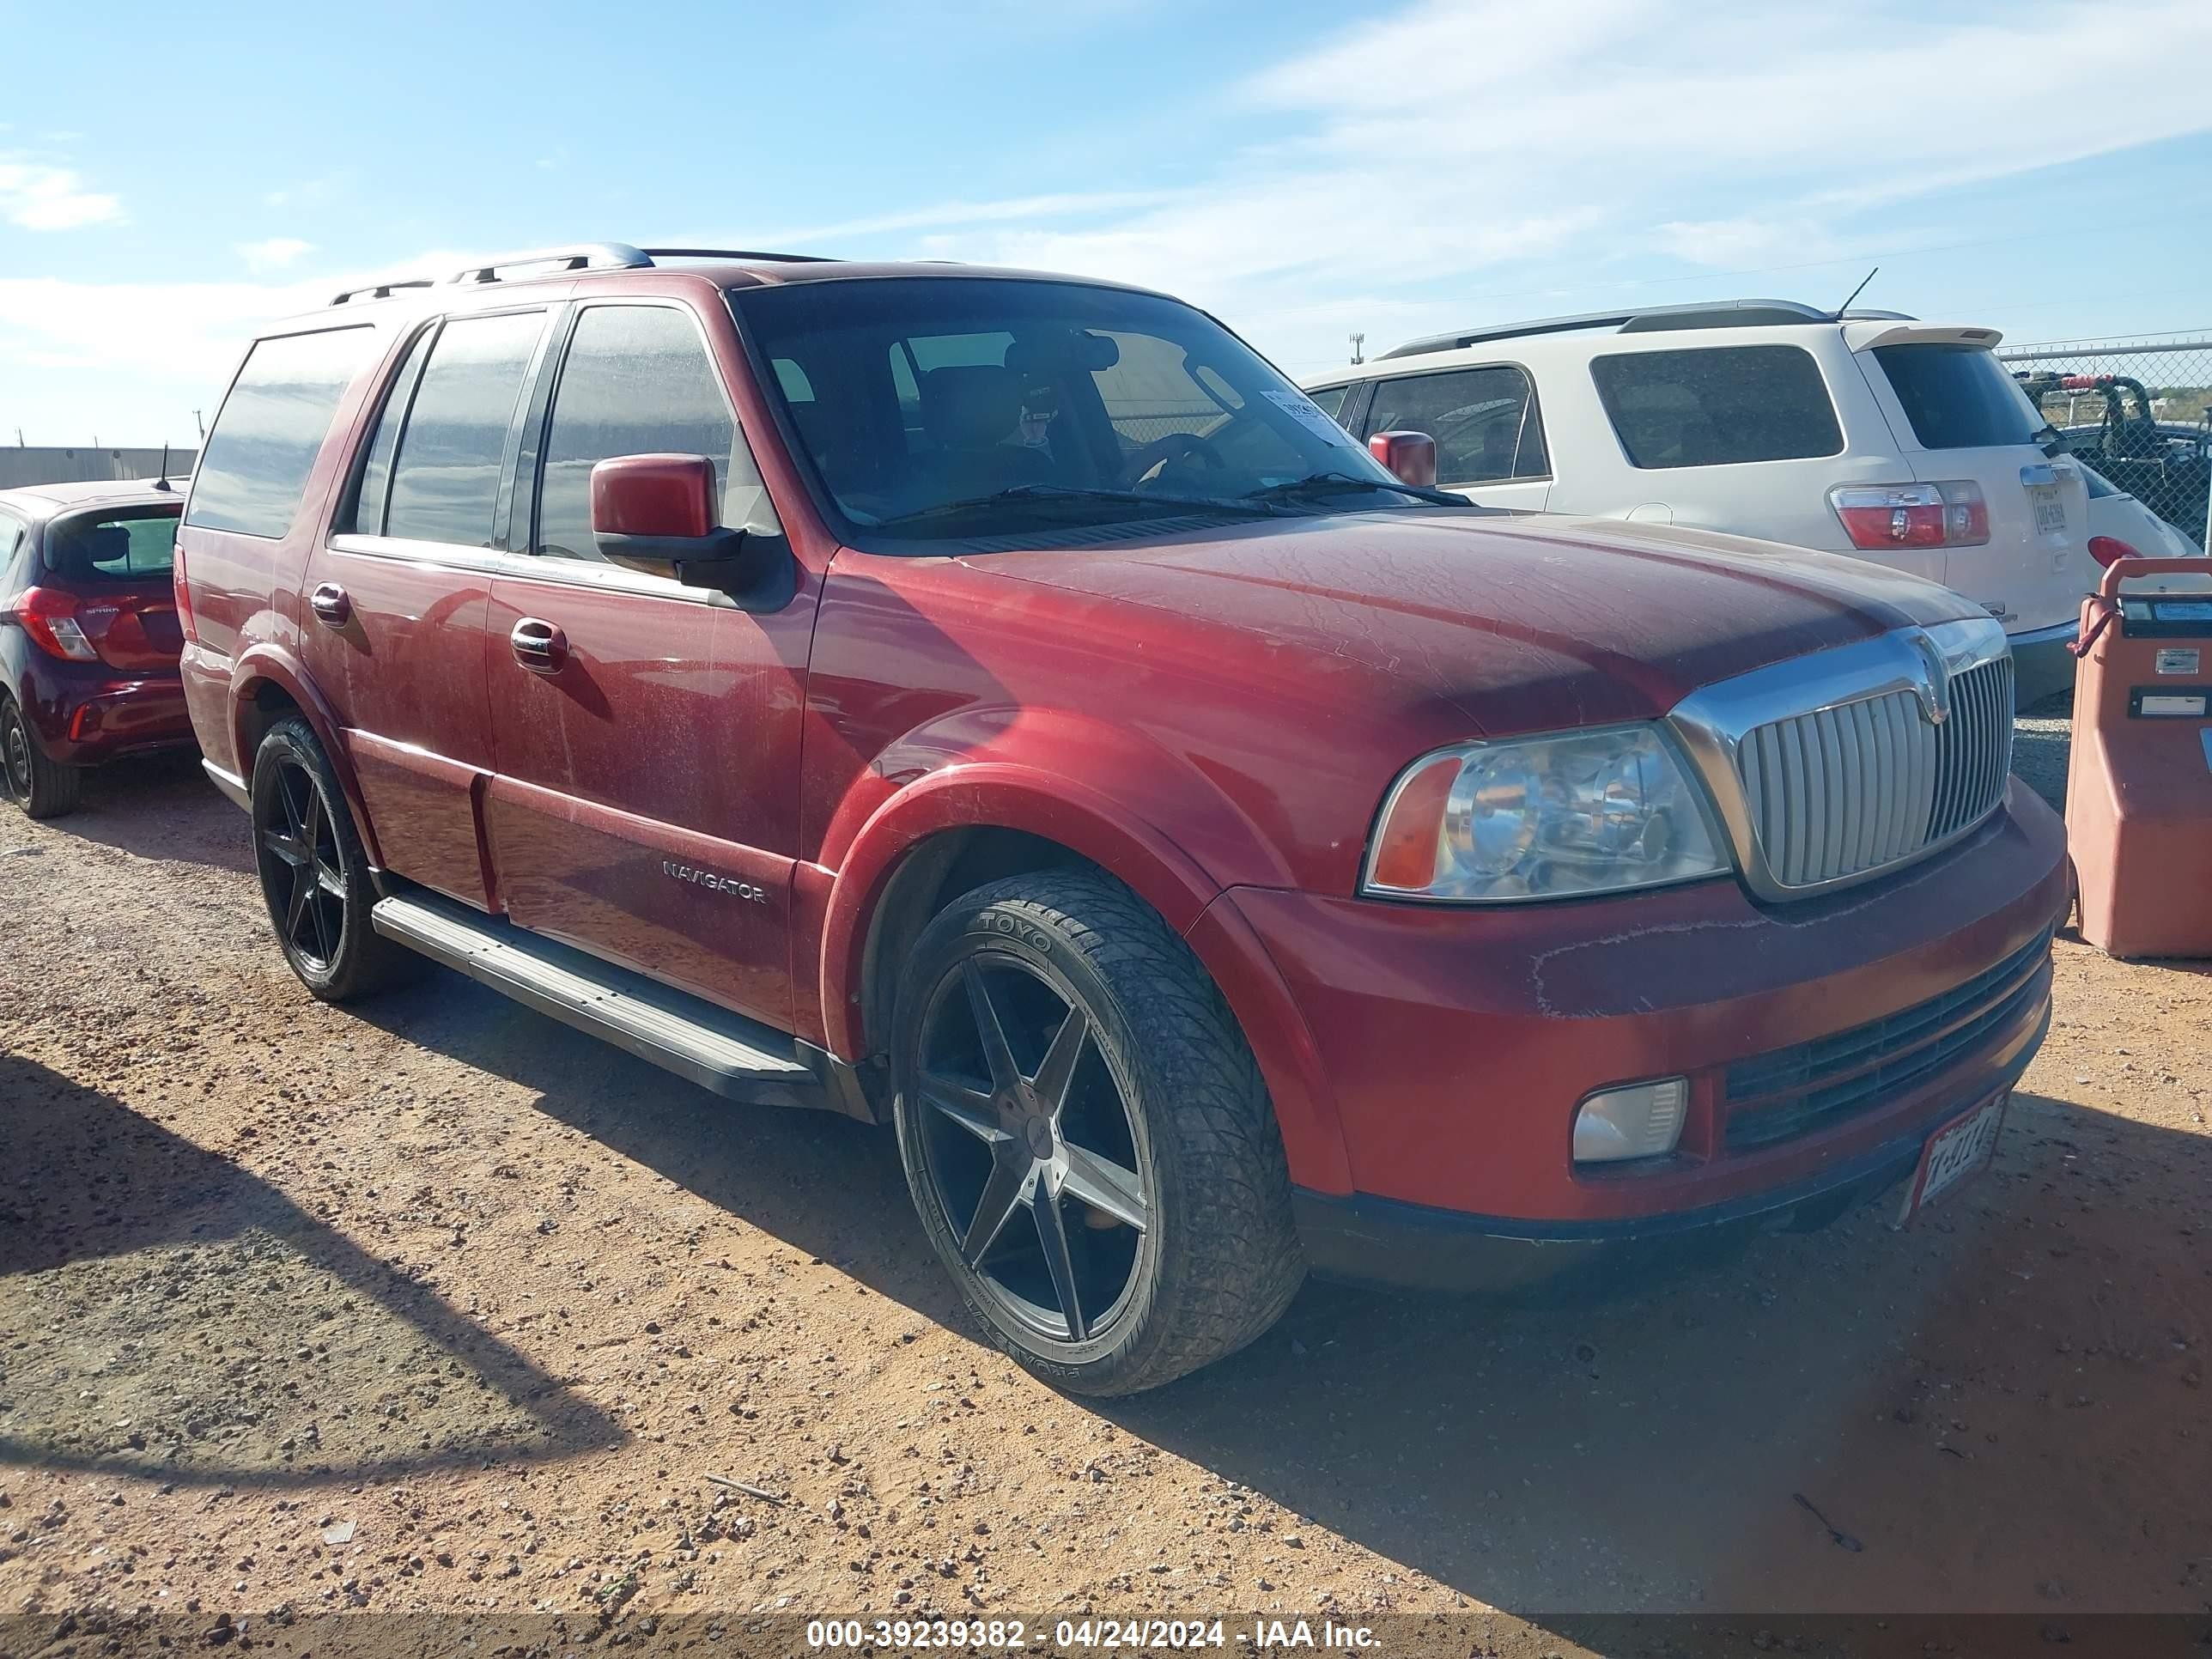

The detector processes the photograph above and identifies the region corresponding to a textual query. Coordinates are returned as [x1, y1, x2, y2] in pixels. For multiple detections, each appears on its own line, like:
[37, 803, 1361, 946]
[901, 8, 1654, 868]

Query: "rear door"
[483, 297, 809, 1030]
[307, 305, 556, 906]
[1850, 330, 2090, 635]
[1358, 363, 1552, 510]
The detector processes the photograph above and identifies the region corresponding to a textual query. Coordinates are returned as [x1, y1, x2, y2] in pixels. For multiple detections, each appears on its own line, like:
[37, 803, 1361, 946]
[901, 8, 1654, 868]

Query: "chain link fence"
[1997, 332, 2212, 549]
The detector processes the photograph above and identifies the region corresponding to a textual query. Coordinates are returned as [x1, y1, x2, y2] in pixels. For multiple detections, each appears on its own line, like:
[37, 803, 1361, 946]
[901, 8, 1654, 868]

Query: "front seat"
[919, 365, 1053, 499]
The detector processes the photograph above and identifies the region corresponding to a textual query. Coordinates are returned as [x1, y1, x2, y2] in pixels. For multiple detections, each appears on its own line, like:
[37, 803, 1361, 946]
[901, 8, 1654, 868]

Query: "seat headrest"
[921, 365, 1023, 449]
[53, 524, 131, 572]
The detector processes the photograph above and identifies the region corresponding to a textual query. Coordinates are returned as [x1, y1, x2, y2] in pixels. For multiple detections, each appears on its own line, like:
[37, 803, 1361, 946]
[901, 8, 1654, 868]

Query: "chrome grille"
[1734, 653, 2014, 890]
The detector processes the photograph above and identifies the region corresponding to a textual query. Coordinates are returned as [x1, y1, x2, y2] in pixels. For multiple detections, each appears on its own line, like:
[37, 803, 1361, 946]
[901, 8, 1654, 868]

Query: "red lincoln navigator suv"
[177, 244, 2068, 1395]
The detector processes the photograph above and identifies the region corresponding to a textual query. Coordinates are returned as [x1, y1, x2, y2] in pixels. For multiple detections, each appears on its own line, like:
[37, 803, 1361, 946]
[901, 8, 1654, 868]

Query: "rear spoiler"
[1842, 321, 2005, 351]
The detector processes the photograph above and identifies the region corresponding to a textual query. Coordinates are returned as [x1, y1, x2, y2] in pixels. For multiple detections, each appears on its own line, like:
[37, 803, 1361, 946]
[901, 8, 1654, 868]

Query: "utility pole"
[1349, 332, 1365, 366]
[193, 409, 205, 440]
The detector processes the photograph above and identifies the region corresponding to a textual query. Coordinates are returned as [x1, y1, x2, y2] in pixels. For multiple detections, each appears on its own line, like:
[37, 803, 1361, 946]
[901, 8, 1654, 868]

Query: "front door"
[483, 298, 811, 1031]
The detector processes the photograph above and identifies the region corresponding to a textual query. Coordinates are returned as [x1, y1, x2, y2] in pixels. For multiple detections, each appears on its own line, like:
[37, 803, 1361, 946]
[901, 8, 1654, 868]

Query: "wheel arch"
[822, 765, 1354, 1194]
[227, 644, 383, 867]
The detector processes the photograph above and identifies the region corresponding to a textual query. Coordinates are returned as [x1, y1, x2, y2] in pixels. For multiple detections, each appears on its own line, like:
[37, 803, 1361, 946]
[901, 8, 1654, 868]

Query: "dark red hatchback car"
[0, 480, 191, 817]
[178, 245, 2068, 1394]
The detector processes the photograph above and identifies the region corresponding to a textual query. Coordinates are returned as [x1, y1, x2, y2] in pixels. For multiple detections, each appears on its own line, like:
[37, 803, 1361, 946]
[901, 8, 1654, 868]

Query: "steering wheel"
[1127, 431, 1227, 489]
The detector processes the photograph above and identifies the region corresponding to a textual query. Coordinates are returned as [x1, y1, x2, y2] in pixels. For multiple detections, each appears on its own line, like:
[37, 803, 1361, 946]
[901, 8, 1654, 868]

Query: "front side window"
[383, 311, 547, 548]
[534, 305, 774, 562]
[185, 326, 376, 538]
[1592, 344, 1843, 470]
[731, 276, 1407, 545]
[44, 510, 179, 579]
[1365, 366, 1547, 483]
[1873, 343, 2047, 450]
[1304, 383, 1352, 425]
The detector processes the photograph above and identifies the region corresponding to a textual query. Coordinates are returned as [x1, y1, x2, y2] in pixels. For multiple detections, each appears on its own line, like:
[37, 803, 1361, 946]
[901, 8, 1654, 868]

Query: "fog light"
[1573, 1078, 1687, 1164]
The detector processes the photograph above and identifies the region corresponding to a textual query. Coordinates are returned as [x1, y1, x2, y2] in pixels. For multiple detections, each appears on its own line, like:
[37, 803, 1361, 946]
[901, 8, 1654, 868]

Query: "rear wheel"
[891, 870, 1304, 1395]
[0, 696, 82, 820]
[250, 716, 419, 1000]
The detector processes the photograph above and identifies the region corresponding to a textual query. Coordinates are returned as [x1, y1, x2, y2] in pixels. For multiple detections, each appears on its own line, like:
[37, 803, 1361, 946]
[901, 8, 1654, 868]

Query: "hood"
[957, 509, 1984, 736]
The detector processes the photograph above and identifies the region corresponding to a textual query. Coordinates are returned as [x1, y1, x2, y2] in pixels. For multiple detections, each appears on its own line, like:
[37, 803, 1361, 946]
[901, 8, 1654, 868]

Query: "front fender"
[228, 642, 383, 868]
[814, 714, 1352, 1194]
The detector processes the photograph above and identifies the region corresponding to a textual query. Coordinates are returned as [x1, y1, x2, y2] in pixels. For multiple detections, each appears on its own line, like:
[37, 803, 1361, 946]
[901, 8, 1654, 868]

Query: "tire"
[1, 696, 84, 819]
[249, 715, 421, 1001]
[891, 870, 1305, 1395]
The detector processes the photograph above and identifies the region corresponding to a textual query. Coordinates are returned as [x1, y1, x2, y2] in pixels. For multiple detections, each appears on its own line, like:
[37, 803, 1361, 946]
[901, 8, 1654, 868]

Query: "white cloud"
[237, 236, 317, 273]
[866, 0, 2212, 368]
[0, 159, 122, 230]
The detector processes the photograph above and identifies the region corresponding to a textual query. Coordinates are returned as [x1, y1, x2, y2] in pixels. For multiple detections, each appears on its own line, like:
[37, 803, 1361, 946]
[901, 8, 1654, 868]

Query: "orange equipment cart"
[2065, 556, 2212, 958]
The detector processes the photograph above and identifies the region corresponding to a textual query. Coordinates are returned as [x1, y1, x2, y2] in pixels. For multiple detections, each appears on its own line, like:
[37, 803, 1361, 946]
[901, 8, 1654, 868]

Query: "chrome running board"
[371, 889, 819, 1106]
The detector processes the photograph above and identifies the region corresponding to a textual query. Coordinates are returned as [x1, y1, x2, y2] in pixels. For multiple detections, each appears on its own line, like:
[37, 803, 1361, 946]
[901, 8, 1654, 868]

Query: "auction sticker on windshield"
[1895, 1091, 2008, 1227]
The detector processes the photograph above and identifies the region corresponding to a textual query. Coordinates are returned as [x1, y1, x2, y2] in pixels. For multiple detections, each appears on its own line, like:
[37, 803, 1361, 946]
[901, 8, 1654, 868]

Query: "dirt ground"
[2, 744, 2208, 1649]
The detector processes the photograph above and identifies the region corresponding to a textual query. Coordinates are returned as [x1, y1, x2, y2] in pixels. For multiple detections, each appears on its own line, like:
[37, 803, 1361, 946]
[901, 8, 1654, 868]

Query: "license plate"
[1894, 1091, 2008, 1227]
[2027, 482, 2066, 536]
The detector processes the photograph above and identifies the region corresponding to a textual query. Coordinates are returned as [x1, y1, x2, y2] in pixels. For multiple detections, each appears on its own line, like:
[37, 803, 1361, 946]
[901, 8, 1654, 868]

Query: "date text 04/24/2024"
[804, 1618, 1380, 1650]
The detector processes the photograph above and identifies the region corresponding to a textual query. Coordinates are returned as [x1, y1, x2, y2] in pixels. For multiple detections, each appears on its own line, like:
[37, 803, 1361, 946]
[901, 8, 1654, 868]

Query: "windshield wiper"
[870, 483, 1280, 528]
[2032, 422, 2069, 458]
[1241, 471, 1469, 508]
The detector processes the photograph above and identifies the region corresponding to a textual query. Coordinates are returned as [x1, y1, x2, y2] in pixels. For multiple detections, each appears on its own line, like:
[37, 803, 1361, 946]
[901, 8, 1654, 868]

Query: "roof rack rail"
[446, 242, 655, 286]
[639, 246, 836, 264]
[329, 276, 436, 307]
[1377, 298, 1917, 360]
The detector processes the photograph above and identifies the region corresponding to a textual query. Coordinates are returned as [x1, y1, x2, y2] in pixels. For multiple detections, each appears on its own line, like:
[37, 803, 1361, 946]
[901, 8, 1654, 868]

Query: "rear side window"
[533, 304, 774, 562]
[1873, 343, 2046, 450]
[1592, 344, 1843, 469]
[186, 327, 375, 537]
[342, 326, 434, 536]
[1365, 365, 1548, 482]
[45, 511, 179, 580]
[384, 311, 547, 548]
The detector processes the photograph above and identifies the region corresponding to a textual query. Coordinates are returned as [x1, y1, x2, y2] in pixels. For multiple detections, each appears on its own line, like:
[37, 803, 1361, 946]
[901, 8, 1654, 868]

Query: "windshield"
[730, 277, 1413, 544]
[43, 507, 179, 581]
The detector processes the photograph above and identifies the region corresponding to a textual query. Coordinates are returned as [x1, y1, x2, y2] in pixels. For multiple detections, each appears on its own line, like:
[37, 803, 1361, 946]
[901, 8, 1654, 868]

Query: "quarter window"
[534, 305, 774, 562]
[1364, 366, 1548, 483]
[383, 311, 547, 548]
[1304, 384, 1352, 426]
[1592, 345, 1843, 469]
[185, 326, 376, 538]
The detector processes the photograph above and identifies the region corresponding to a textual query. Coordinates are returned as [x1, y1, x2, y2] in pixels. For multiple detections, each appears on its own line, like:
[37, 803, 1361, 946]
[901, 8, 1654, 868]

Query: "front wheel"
[892, 870, 1304, 1395]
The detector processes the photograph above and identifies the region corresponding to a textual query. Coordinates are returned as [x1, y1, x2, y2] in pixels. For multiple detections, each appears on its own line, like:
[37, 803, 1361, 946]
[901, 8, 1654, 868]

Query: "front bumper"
[2007, 619, 2079, 708]
[1224, 781, 2069, 1289]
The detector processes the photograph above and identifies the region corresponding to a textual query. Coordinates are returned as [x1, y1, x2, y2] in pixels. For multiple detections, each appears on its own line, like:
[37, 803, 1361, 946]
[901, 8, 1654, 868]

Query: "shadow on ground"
[0, 1054, 621, 1487]
[18, 750, 252, 874]
[353, 964, 2212, 1613]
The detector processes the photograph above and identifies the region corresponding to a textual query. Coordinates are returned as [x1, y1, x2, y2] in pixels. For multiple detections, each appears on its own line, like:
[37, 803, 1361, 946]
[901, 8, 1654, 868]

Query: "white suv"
[1304, 300, 2100, 704]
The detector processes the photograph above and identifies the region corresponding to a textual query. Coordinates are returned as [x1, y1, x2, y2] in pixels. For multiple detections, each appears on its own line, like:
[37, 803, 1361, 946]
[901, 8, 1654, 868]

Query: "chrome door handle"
[309, 583, 351, 627]
[510, 617, 566, 674]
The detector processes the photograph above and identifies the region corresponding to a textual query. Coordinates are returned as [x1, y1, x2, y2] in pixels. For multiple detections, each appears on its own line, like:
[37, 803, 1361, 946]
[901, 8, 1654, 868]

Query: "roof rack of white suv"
[1376, 298, 1918, 361]
[330, 242, 836, 306]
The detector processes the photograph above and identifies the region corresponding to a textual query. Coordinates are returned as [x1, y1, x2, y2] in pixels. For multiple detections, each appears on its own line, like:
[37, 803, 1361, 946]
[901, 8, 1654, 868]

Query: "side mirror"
[1369, 430, 1438, 489]
[590, 453, 791, 607]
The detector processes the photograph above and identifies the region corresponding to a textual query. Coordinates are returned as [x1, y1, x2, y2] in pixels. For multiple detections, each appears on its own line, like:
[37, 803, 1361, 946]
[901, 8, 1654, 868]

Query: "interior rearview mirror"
[589, 453, 793, 610]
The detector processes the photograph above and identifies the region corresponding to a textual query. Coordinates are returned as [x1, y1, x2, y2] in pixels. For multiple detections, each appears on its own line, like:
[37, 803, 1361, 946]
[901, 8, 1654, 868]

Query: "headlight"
[1362, 725, 1728, 902]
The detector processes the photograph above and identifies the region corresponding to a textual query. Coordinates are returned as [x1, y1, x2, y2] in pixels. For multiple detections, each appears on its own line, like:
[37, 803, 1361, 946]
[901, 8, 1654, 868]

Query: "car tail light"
[13, 586, 100, 661]
[2087, 536, 2140, 568]
[1829, 482, 1990, 550]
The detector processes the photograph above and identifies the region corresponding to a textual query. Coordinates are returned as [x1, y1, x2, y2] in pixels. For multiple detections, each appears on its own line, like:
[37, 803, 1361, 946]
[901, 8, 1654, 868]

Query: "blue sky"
[3, 0, 2209, 445]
